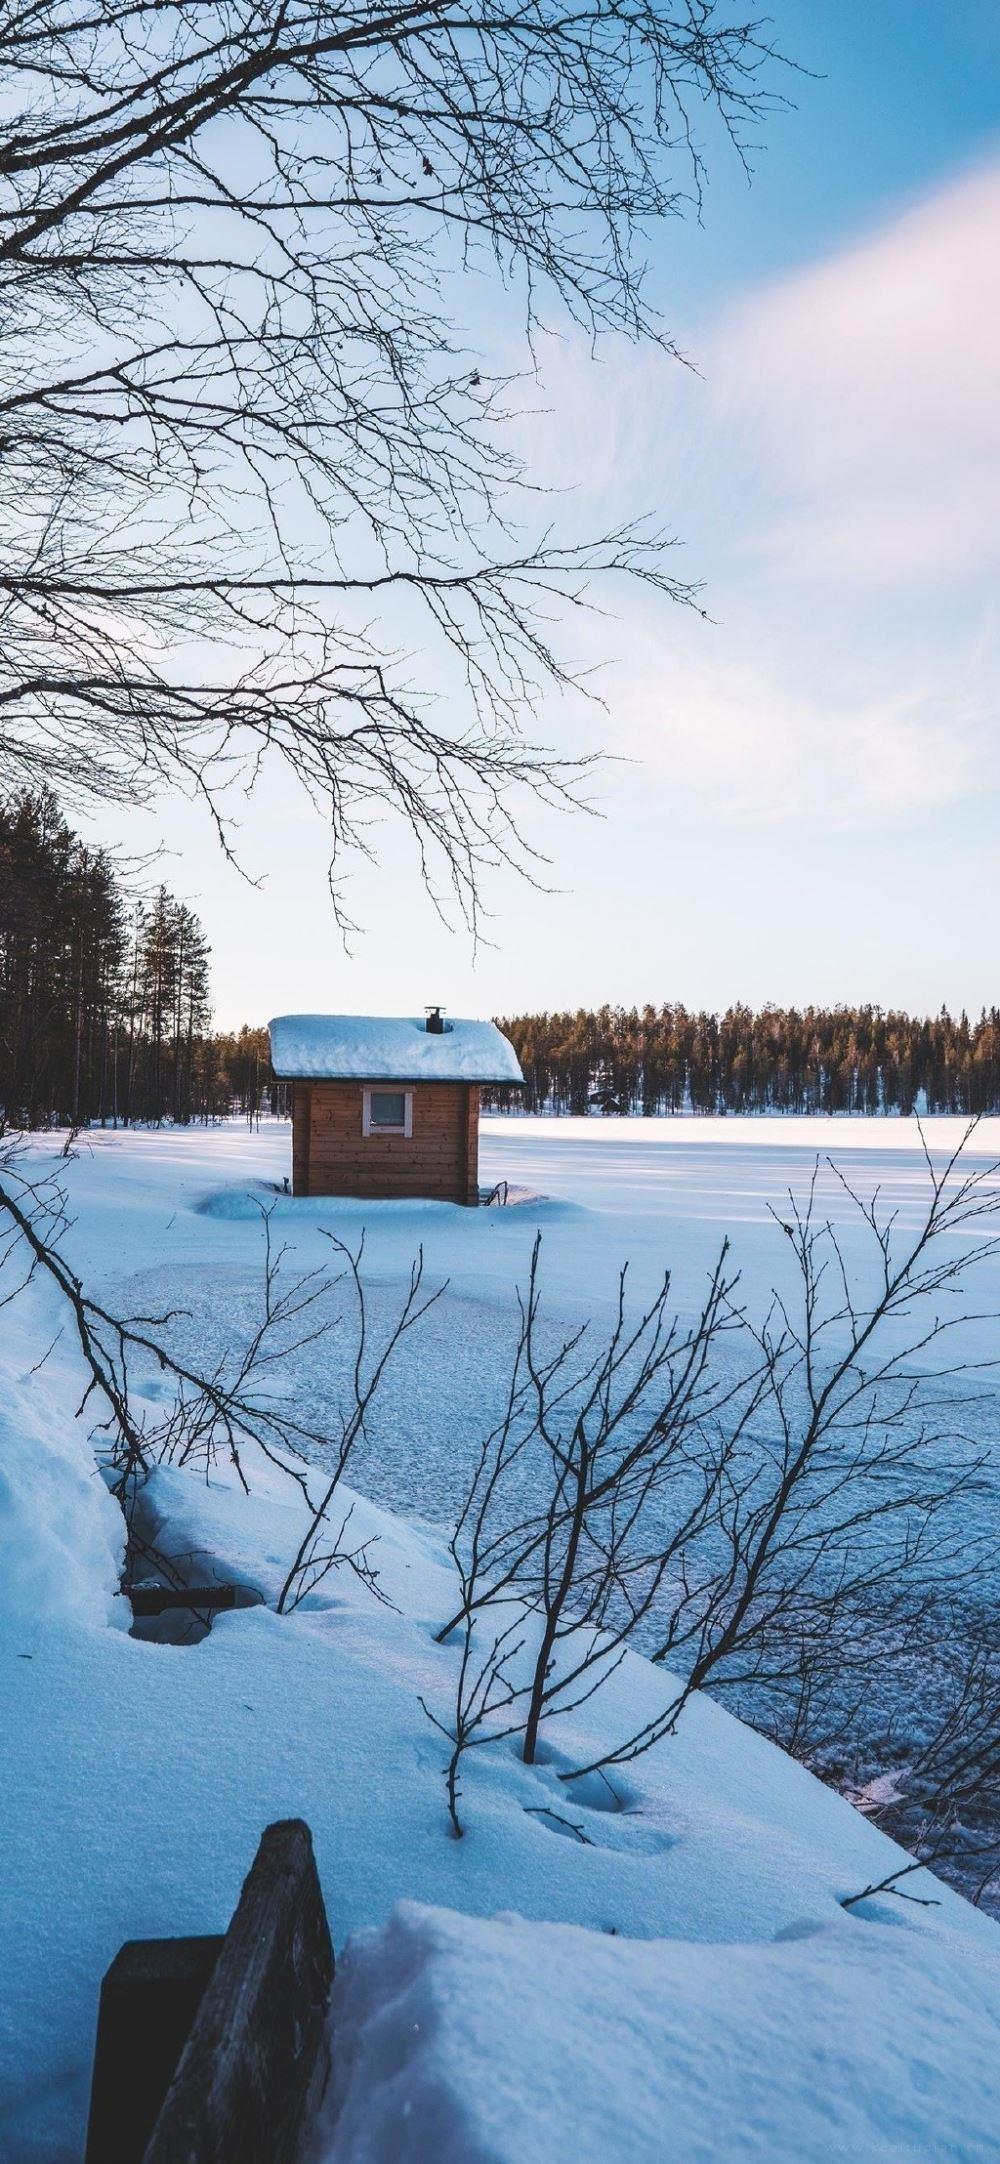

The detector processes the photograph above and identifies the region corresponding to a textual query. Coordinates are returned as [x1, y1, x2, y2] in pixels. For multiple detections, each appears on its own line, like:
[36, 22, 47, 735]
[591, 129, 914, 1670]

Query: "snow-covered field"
[2, 1119, 999, 2160]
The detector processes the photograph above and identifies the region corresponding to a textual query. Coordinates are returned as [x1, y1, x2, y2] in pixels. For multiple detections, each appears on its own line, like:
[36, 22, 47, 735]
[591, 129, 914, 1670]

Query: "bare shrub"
[0, 1146, 439, 1606]
[428, 1128, 1000, 1861]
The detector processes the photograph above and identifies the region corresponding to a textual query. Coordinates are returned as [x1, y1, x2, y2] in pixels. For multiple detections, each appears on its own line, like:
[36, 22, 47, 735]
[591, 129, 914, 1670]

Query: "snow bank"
[269, 1013, 523, 1084]
[0, 1301, 126, 1636]
[193, 1185, 505, 1224]
[320, 1901, 1000, 2164]
[3, 1411, 998, 2161]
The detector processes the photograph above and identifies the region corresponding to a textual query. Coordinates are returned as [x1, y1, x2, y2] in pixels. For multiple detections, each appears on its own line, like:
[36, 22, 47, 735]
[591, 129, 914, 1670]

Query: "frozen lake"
[482, 1110, 1000, 1233]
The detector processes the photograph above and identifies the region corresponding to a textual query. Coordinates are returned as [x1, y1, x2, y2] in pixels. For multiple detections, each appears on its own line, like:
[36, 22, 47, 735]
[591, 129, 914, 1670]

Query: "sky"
[93, 1, 1000, 1029]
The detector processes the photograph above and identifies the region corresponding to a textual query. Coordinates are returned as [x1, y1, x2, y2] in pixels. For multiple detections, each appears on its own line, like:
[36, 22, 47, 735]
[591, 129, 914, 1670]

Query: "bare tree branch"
[0, 0, 785, 923]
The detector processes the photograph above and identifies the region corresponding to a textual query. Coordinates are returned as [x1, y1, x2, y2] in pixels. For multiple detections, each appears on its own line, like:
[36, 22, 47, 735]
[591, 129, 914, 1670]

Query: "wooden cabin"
[268, 1009, 523, 1204]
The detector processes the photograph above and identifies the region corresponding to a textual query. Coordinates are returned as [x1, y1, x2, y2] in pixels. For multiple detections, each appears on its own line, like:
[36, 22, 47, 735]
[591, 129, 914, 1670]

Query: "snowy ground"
[1, 1119, 999, 2160]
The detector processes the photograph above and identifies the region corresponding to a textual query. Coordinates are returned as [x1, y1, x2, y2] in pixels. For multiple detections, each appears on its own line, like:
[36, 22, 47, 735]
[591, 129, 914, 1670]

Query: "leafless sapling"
[567, 1127, 1000, 1791]
[427, 1230, 751, 1823]
[0, 1146, 441, 1609]
[431, 1129, 1000, 1858]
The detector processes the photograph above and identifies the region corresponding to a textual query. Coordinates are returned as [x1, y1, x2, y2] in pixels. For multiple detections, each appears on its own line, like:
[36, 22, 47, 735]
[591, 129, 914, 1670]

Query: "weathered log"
[127, 1582, 263, 1618]
[142, 1819, 334, 2164]
[85, 1936, 223, 2164]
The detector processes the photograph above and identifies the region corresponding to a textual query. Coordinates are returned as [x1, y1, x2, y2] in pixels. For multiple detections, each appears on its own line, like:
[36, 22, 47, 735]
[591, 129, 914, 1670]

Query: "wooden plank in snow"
[142, 1819, 334, 2164]
[127, 1583, 263, 1618]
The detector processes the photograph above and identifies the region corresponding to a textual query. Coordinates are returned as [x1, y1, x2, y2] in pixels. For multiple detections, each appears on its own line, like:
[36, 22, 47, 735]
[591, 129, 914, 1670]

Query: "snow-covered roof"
[268, 1013, 524, 1085]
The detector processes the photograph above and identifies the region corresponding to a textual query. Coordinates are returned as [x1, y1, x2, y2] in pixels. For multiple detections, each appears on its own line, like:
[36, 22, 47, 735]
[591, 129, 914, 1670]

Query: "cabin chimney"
[425, 1005, 445, 1034]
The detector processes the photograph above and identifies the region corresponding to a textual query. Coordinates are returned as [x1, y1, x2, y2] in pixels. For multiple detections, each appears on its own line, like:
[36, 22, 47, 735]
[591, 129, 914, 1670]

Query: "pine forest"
[0, 792, 274, 1126]
[487, 1005, 1000, 1118]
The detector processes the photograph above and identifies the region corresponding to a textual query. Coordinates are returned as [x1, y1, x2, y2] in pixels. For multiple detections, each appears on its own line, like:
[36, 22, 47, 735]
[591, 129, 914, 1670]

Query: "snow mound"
[320, 1901, 1000, 2164]
[194, 1184, 290, 1220]
[0, 1323, 126, 1635]
[194, 1184, 565, 1226]
[480, 1183, 550, 1207]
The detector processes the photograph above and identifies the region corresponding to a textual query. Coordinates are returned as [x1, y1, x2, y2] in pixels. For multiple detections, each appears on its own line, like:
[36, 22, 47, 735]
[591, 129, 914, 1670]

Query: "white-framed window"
[362, 1086, 413, 1138]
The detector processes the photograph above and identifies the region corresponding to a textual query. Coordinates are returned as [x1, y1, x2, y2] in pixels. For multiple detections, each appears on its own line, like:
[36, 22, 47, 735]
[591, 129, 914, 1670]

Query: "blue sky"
[102, 4, 1000, 1028]
[661, 0, 1000, 293]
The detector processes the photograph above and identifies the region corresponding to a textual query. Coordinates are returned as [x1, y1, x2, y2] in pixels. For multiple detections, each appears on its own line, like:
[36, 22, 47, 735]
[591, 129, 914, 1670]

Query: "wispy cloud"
[716, 159, 1000, 585]
[523, 157, 1000, 828]
[606, 619, 995, 825]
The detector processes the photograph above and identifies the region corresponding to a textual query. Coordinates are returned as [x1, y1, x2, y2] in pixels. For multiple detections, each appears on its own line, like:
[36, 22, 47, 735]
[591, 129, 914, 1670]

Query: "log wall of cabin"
[465, 1085, 480, 1204]
[291, 1083, 308, 1195]
[292, 1079, 480, 1203]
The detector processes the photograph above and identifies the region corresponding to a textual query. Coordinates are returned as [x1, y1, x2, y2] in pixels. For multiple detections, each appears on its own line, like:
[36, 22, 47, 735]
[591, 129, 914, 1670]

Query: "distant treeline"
[484, 1005, 1000, 1116]
[9, 791, 997, 1129]
[0, 791, 280, 1127]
